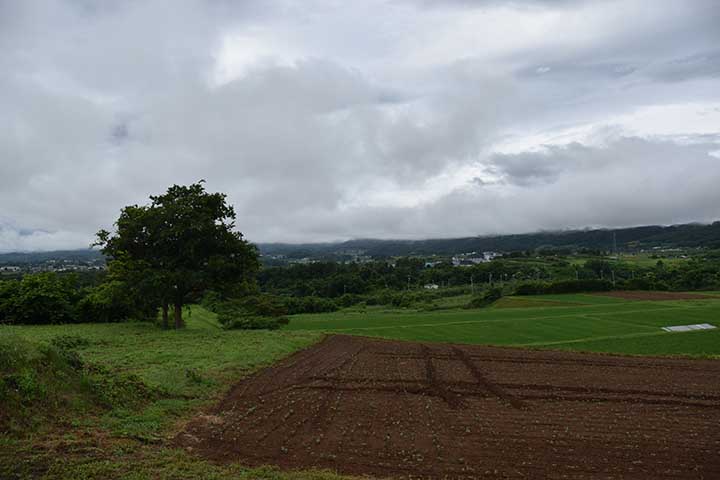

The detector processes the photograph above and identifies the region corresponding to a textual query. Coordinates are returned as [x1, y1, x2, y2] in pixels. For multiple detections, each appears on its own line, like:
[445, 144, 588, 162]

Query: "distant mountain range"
[2, 221, 719, 264]
[0, 249, 105, 264]
[258, 221, 720, 258]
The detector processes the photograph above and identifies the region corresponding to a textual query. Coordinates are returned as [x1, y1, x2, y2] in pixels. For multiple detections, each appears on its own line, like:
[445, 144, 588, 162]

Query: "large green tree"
[96, 182, 259, 329]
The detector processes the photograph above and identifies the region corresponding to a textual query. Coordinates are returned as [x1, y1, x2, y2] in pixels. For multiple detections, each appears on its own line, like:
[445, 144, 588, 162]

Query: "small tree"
[96, 182, 259, 329]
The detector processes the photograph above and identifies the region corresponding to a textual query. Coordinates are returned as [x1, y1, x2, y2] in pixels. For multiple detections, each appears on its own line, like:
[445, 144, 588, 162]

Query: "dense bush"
[364, 290, 395, 306]
[213, 295, 291, 330]
[0, 273, 78, 325]
[466, 287, 503, 308]
[515, 279, 614, 295]
[76, 281, 137, 323]
[281, 295, 338, 314]
[220, 315, 289, 330]
[0, 274, 152, 325]
[203, 291, 339, 316]
[546, 279, 614, 294]
[200, 290, 224, 312]
[619, 277, 669, 291]
[514, 282, 548, 295]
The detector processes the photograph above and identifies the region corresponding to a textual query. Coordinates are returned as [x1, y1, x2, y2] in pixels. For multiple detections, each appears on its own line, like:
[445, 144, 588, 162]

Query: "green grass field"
[0, 308, 347, 480]
[2, 293, 719, 479]
[284, 294, 720, 357]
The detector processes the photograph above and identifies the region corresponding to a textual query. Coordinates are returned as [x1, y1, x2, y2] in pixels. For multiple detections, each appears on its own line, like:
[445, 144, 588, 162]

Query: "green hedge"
[515, 279, 614, 295]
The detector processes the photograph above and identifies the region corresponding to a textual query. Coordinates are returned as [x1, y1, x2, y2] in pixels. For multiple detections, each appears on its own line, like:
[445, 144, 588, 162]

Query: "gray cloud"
[0, 0, 719, 251]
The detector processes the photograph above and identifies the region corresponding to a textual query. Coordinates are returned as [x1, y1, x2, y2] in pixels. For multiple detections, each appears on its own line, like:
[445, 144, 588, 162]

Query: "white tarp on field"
[662, 323, 716, 332]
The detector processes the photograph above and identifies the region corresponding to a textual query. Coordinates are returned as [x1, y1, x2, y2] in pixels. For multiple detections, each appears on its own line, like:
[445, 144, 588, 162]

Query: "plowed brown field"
[177, 335, 720, 479]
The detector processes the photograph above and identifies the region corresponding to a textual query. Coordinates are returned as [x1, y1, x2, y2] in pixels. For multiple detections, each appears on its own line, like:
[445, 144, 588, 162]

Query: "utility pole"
[613, 231, 618, 257]
[575, 268, 579, 280]
[611, 270, 616, 286]
[470, 274, 474, 295]
[489, 272, 493, 285]
[407, 275, 411, 291]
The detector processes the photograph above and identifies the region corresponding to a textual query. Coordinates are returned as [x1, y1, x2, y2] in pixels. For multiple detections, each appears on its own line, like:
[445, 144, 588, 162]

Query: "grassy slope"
[0, 307, 353, 480]
[285, 295, 720, 357]
[4, 307, 318, 400]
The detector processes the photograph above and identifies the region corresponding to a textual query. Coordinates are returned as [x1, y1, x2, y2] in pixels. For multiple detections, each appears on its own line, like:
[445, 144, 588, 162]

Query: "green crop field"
[284, 294, 720, 357]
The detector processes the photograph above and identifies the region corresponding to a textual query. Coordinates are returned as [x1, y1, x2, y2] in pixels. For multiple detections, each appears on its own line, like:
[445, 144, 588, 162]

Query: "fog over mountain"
[1, 0, 719, 252]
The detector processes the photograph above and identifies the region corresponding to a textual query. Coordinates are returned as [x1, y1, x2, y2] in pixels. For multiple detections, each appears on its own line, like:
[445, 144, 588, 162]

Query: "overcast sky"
[1, 0, 719, 251]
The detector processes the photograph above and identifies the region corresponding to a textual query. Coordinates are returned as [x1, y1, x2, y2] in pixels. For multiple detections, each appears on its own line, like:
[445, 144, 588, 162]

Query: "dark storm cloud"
[0, 0, 719, 250]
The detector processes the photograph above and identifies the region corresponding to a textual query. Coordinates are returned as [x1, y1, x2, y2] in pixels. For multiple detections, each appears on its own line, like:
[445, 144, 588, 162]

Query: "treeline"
[0, 272, 152, 325]
[257, 254, 720, 298]
[2, 252, 719, 325]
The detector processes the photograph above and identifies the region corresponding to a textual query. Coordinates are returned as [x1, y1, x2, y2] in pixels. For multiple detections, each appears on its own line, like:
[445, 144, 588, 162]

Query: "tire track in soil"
[420, 345, 450, 464]
[422, 345, 463, 409]
[453, 346, 525, 410]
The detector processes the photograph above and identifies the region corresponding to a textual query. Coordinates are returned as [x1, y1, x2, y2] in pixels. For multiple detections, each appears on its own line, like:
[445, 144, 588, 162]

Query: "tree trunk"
[161, 304, 169, 329]
[174, 302, 185, 329]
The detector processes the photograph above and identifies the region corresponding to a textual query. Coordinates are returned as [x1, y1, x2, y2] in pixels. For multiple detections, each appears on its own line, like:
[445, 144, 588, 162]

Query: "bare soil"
[176, 335, 720, 479]
[594, 291, 717, 301]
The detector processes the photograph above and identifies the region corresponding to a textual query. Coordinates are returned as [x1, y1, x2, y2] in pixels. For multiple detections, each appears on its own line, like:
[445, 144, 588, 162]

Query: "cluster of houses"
[260, 249, 503, 271]
[0, 261, 105, 274]
[451, 251, 500, 267]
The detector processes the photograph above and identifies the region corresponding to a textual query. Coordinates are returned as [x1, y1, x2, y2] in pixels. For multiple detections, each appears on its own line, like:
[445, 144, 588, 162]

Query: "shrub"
[515, 279, 613, 295]
[466, 287, 503, 309]
[0, 273, 77, 325]
[214, 295, 291, 330]
[283, 296, 338, 314]
[0, 280, 20, 324]
[514, 282, 549, 296]
[364, 290, 395, 306]
[211, 295, 288, 317]
[200, 290, 223, 312]
[76, 281, 136, 323]
[621, 277, 655, 291]
[220, 315, 288, 330]
[546, 279, 613, 294]
[337, 293, 362, 308]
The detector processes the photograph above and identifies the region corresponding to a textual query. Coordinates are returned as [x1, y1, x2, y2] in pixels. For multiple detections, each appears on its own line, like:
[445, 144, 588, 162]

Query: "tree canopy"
[96, 182, 259, 328]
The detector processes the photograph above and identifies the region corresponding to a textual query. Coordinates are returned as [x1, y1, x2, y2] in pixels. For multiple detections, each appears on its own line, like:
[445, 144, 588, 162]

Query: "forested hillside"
[259, 221, 720, 258]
